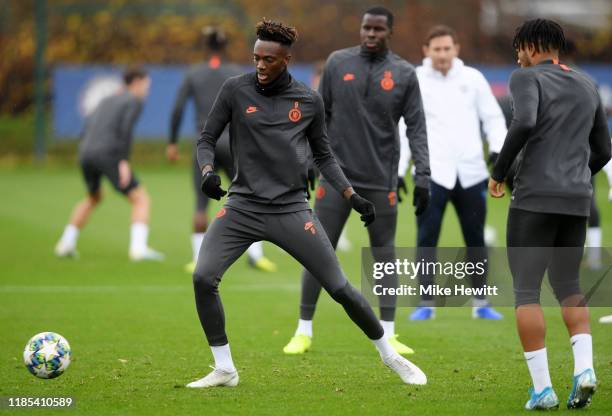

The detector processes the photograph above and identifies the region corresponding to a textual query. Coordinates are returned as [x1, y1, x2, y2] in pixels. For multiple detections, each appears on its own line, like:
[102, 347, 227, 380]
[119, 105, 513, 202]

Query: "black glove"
[397, 176, 408, 203]
[350, 193, 376, 226]
[306, 167, 317, 200]
[200, 171, 227, 200]
[487, 152, 499, 167]
[412, 186, 430, 216]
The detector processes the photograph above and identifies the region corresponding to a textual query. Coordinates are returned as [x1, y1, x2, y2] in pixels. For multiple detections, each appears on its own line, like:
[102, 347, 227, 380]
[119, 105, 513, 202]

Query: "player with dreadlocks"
[489, 19, 610, 410]
[186, 19, 427, 388]
[168, 26, 277, 274]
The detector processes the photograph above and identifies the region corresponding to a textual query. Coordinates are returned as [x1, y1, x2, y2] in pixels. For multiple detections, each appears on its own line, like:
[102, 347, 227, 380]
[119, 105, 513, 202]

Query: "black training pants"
[299, 179, 398, 322]
[192, 206, 384, 346]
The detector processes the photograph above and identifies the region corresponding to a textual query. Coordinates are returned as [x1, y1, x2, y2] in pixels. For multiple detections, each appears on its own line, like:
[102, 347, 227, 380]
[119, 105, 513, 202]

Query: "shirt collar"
[422, 57, 464, 78]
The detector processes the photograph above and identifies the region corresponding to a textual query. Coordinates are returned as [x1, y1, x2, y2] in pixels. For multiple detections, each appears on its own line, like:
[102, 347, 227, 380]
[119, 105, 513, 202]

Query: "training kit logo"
[304, 221, 316, 235]
[208, 56, 221, 69]
[216, 208, 227, 218]
[343, 73, 355, 81]
[388, 191, 397, 207]
[316, 185, 326, 200]
[289, 101, 302, 122]
[246, 106, 258, 114]
[381, 71, 394, 91]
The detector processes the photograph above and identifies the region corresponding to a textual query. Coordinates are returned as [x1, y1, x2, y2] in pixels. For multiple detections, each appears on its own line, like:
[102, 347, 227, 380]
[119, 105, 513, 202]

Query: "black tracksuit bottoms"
[299, 179, 399, 322]
[192, 205, 384, 346]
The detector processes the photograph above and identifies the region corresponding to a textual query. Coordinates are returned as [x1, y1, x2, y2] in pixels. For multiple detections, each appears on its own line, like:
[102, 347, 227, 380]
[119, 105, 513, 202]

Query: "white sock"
[524, 348, 552, 393]
[372, 336, 398, 360]
[570, 333, 594, 376]
[210, 344, 236, 373]
[247, 241, 263, 261]
[380, 320, 395, 338]
[192, 233, 205, 262]
[129, 222, 148, 254]
[59, 224, 79, 247]
[586, 227, 602, 247]
[295, 319, 312, 337]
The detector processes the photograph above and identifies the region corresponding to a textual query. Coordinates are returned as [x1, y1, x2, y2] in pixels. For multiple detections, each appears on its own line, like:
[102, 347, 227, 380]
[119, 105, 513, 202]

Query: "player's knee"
[192, 270, 220, 294]
[128, 187, 149, 204]
[551, 280, 582, 305]
[88, 192, 102, 205]
[329, 282, 356, 305]
[514, 288, 541, 307]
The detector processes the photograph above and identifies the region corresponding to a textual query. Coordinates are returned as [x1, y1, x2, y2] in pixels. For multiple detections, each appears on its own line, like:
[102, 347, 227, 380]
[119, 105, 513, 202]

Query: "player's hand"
[200, 171, 227, 200]
[350, 193, 376, 226]
[487, 152, 499, 166]
[306, 167, 316, 200]
[488, 177, 505, 198]
[413, 186, 429, 216]
[166, 144, 179, 162]
[397, 177, 408, 203]
[118, 160, 131, 189]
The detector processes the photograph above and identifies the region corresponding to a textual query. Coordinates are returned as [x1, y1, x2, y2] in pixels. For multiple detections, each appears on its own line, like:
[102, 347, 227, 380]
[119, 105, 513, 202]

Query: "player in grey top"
[55, 67, 164, 261]
[187, 19, 427, 389]
[284, 5, 430, 356]
[167, 27, 276, 273]
[489, 19, 610, 410]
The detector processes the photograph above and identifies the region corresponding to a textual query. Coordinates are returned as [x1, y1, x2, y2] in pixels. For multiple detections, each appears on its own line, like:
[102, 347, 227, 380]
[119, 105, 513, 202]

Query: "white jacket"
[411, 57, 507, 190]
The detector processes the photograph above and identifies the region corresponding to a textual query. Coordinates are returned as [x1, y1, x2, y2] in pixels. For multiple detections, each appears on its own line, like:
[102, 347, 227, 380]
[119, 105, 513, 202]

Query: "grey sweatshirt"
[79, 91, 143, 161]
[197, 72, 352, 213]
[492, 61, 611, 216]
[319, 46, 430, 190]
[169, 57, 243, 143]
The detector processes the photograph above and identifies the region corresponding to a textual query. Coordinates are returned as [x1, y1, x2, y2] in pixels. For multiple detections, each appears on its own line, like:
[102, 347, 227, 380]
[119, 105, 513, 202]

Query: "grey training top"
[319, 46, 430, 191]
[79, 91, 143, 161]
[169, 57, 243, 143]
[492, 61, 611, 216]
[197, 72, 352, 213]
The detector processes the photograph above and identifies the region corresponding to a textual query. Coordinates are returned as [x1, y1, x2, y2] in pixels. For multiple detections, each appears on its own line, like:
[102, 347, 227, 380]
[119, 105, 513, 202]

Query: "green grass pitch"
[1, 165, 611, 415]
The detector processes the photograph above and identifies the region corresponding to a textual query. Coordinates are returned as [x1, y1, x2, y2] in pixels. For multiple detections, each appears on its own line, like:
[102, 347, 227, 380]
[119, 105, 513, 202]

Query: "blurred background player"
[283, 6, 430, 356]
[188, 19, 427, 388]
[167, 26, 277, 273]
[55, 67, 163, 261]
[490, 19, 610, 410]
[409, 25, 507, 321]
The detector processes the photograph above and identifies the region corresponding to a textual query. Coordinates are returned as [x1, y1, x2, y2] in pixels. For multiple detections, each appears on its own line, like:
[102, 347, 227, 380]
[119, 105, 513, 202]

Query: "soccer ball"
[23, 332, 72, 379]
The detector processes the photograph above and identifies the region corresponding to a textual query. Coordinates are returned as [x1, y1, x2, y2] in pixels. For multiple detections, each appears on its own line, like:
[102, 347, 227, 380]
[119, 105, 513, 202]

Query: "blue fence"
[53, 63, 612, 140]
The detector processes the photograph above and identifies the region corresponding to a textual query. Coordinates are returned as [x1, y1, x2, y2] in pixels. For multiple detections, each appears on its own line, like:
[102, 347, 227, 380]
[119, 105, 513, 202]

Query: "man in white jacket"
[409, 25, 506, 320]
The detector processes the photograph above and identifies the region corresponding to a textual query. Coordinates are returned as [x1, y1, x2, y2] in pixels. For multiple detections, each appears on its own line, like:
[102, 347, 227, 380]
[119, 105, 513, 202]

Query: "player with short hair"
[187, 19, 427, 388]
[55, 67, 163, 261]
[489, 19, 610, 410]
[168, 26, 277, 274]
[408, 25, 506, 321]
[283, 5, 430, 356]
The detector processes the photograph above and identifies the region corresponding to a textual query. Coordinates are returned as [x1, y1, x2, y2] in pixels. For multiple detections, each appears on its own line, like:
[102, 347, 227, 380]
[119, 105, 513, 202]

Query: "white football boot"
[383, 354, 427, 385]
[186, 367, 239, 388]
[129, 247, 165, 262]
[54, 241, 78, 258]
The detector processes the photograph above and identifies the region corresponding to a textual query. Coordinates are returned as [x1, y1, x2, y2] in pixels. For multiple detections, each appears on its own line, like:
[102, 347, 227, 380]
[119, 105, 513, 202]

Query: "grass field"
[1, 163, 611, 415]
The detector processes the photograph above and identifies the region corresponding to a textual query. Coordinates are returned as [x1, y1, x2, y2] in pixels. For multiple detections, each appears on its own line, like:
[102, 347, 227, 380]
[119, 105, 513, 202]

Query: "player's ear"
[528, 44, 537, 57]
[422, 45, 429, 57]
[454, 43, 461, 55]
[284, 53, 292, 66]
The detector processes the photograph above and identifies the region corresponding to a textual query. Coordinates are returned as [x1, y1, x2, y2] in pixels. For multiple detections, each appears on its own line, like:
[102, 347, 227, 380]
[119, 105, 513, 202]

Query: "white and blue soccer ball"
[23, 332, 72, 379]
